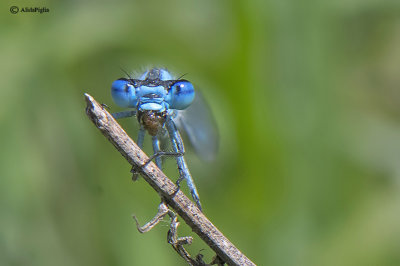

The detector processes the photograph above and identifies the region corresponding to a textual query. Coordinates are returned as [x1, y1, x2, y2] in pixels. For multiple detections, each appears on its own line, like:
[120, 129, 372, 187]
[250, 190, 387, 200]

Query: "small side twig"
[166, 206, 197, 265]
[134, 202, 197, 265]
[132, 201, 170, 233]
[84, 94, 256, 266]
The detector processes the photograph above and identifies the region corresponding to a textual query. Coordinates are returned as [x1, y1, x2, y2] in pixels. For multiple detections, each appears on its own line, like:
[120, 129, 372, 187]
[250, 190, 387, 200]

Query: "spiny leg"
[111, 110, 142, 179]
[131, 128, 183, 178]
[131, 125, 146, 181]
[167, 210, 198, 265]
[151, 135, 162, 169]
[137, 125, 146, 149]
[145, 131, 184, 170]
[101, 103, 111, 110]
[111, 110, 136, 119]
[142, 151, 184, 168]
[166, 118, 202, 211]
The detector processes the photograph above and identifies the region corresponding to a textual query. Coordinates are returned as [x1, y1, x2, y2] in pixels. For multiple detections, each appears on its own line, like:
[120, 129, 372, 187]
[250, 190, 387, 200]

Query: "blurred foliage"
[1, 0, 400, 265]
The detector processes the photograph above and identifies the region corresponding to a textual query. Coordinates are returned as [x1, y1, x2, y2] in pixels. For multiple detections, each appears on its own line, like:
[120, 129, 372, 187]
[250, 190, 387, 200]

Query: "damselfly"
[111, 68, 218, 210]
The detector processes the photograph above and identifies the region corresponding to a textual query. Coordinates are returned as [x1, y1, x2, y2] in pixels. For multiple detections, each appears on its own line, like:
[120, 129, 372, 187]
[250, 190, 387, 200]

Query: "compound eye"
[111, 79, 137, 108]
[169, 80, 195, 110]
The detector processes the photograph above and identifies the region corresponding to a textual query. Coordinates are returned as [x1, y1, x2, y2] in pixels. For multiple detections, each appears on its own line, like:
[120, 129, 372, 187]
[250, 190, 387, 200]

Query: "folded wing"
[173, 91, 219, 161]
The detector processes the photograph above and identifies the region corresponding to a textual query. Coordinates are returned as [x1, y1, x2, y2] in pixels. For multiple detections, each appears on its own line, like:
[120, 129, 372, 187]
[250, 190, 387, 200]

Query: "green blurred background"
[1, 0, 400, 265]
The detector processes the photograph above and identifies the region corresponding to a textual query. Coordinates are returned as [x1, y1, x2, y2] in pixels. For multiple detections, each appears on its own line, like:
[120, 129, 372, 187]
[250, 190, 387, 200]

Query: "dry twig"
[84, 93, 256, 266]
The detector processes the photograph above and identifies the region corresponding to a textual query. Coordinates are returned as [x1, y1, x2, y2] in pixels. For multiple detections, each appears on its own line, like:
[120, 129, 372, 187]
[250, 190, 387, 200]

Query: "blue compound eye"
[111, 79, 137, 108]
[168, 80, 195, 110]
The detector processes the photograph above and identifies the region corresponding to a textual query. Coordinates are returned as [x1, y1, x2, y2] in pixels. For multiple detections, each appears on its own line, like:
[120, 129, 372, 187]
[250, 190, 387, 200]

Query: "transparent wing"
[173, 91, 219, 161]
